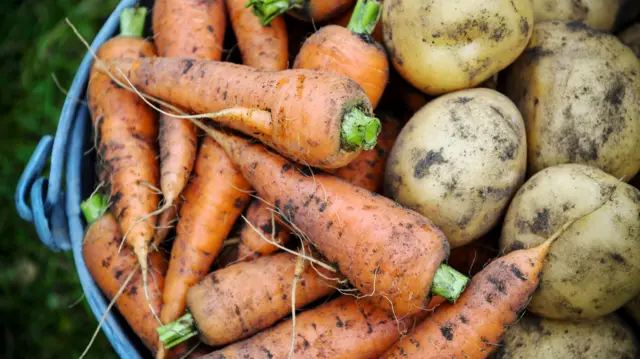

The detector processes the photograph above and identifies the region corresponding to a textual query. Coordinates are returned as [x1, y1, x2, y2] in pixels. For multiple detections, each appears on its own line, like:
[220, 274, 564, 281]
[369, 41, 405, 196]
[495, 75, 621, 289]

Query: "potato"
[381, 0, 533, 95]
[489, 314, 639, 359]
[618, 22, 640, 58]
[504, 21, 640, 181]
[384, 88, 527, 248]
[531, 0, 640, 32]
[500, 164, 640, 320]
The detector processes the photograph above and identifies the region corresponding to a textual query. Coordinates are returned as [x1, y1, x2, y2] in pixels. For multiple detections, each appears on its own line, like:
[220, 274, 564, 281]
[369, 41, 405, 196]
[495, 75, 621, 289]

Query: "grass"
[0, 0, 121, 358]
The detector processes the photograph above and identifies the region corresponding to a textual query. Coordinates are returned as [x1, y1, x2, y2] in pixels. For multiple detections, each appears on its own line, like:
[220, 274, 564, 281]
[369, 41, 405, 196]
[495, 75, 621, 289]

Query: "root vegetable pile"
[74, 2, 640, 358]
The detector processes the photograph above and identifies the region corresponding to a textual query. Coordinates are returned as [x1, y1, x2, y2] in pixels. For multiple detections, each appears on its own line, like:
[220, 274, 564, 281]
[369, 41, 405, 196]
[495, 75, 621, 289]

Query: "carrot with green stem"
[239, 114, 400, 260]
[247, 0, 355, 25]
[202, 295, 445, 359]
[293, 0, 389, 108]
[81, 194, 166, 355]
[187, 126, 468, 318]
[158, 136, 251, 355]
[101, 56, 381, 169]
[334, 113, 401, 192]
[227, 0, 289, 70]
[157, 249, 341, 349]
[151, 0, 227, 224]
[381, 194, 617, 359]
[87, 6, 159, 320]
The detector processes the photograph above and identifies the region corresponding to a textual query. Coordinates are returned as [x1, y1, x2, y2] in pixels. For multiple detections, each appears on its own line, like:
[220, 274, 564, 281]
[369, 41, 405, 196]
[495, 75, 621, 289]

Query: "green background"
[1, 0, 120, 358]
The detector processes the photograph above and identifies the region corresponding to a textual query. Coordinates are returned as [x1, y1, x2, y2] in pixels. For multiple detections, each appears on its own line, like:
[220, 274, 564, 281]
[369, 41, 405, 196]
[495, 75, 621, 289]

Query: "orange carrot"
[87, 7, 159, 309]
[238, 114, 400, 260]
[152, 196, 182, 246]
[381, 237, 557, 358]
[103, 57, 380, 169]
[294, 0, 389, 108]
[152, 0, 227, 207]
[238, 199, 292, 259]
[157, 250, 341, 348]
[82, 204, 166, 354]
[159, 136, 251, 344]
[197, 128, 469, 318]
[247, 0, 355, 24]
[227, 0, 289, 70]
[334, 114, 401, 192]
[202, 295, 444, 359]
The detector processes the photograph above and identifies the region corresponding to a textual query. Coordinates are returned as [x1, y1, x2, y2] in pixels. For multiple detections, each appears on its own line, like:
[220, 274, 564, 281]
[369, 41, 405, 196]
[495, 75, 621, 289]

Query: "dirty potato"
[500, 164, 640, 320]
[489, 313, 639, 359]
[384, 88, 527, 248]
[382, 0, 533, 95]
[531, 0, 634, 32]
[618, 22, 640, 57]
[504, 21, 640, 181]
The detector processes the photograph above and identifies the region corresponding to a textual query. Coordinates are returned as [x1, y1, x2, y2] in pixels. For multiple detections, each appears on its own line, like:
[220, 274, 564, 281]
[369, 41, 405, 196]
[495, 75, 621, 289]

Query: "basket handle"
[15, 134, 71, 252]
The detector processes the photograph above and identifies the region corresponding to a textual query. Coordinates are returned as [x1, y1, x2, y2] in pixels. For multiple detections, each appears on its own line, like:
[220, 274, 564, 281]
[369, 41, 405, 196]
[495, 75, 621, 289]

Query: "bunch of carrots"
[76, 1, 577, 358]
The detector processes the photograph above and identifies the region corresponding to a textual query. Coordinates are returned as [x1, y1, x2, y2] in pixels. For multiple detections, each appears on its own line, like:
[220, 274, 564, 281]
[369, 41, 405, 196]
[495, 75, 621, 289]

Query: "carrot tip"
[80, 193, 109, 224]
[430, 264, 470, 303]
[341, 107, 381, 151]
[157, 312, 198, 349]
[245, 0, 303, 25]
[119, 6, 147, 38]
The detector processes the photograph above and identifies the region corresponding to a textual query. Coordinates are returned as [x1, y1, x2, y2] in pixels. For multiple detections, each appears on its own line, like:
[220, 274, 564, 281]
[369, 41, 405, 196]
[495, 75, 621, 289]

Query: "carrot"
[332, 2, 383, 43]
[238, 114, 400, 259]
[247, 0, 354, 25]
[239, 199, 292, 259]
[102, 57, 380, 169]
[152, 196, 182, 246]
[293, 0, 389, 109]
[202, 295, 444, 359]
[159, 136, 251, 347]
[334, 114, 401, 192]
[87, 7, 159, 312]
[152, 0, 227, 208]
[157, 250, 341, 348]
[81, 198, 166, 354]
[196, 128, 469, 318]
[381, 235, 558, 358]
[227, 0, 289, 70]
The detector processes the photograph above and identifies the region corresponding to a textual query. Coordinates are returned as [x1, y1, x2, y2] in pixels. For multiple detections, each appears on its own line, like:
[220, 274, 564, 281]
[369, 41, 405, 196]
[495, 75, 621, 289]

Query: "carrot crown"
[245, 0, 304, 26]
[347, 0, 381, 36]
[157, 312, 198, 349]
[80, 193, 109, 224]
[431, 264, 470, 303]
[341, 107, 381, 151]
[119, 6, 147, 38]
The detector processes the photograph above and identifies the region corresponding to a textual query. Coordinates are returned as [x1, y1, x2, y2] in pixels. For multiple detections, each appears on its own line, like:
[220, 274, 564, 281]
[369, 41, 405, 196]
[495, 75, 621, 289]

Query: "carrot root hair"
[287, 249, 307, 359]
[78, 264, 140, 359]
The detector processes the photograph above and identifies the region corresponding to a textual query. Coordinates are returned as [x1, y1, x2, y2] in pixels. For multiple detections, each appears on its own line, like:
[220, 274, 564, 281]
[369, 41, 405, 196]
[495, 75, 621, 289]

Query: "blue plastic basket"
[15, 0, 151, 357]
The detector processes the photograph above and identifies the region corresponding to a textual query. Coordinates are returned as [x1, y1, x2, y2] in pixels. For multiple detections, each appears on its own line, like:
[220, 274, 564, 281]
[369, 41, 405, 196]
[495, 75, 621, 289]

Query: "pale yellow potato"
[531, 0, 640, 32]
[382, 0, 533, 95]
[532, 0, 618, 31]
[618, 22, 640, 57]
[504, 21, 640, 181]
[384, 88, 527, 248]
[490, 314, 639, 359]
[500, 164, 640, 320]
